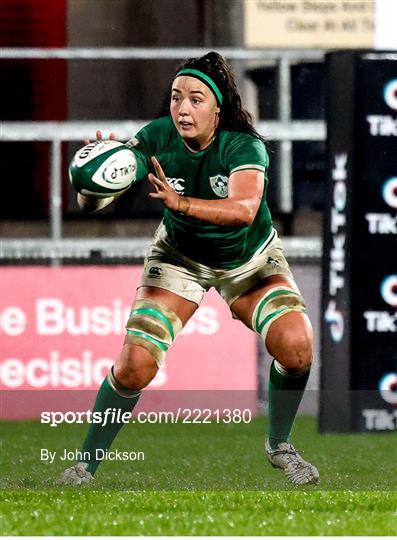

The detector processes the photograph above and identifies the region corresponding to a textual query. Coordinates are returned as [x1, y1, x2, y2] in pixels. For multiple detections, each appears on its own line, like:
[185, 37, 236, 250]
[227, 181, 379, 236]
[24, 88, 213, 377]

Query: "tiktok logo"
[378, 373, 397, 405]
[380, 275, 397, 307]
[324, 300, 344, 343]
[382, 177, 397, 209]
[365, 177, 397, 234]
[384, 79, 397, 111]
[363, 276, 397, 333]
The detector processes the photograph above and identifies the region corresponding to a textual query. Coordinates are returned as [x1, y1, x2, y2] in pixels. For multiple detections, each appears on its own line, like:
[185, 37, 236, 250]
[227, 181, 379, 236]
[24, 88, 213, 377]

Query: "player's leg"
[232, 274, 313, 443]
[231, 274, 319, 485]
[58, 286, 198, 484]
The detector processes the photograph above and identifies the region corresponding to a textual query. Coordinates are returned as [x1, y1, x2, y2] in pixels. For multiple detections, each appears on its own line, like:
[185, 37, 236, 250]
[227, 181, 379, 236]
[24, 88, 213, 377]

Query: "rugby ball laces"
[69, 140, 138, 197]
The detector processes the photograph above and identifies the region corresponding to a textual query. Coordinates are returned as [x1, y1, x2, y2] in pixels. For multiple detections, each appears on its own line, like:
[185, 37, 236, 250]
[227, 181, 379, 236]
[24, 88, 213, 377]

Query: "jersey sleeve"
[224, 132, 269, 180]
[125, 116, 173, 183]
[124, 134, 151, 183]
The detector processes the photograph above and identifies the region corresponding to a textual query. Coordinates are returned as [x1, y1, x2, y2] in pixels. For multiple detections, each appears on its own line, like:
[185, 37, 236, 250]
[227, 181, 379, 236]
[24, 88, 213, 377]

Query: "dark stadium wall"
[67, 0, 243, 121]
[66, 0, 244, 216]
[0, 0, 67, 219]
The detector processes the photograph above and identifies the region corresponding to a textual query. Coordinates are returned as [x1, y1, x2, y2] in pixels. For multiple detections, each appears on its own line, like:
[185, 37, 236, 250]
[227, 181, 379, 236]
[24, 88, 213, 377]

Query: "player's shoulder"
[220, 129, 267, 151]
[132, 116, 175, 153]
[146, 115, 174, 130]
[220, 129, 262, 142]
[137, 115, 175, 139]
[218, 129, 269, 165]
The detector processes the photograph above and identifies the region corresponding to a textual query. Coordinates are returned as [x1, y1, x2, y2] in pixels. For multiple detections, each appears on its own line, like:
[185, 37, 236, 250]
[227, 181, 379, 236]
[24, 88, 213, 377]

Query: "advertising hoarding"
[1, 266, 257, 418]
[321, 52, 397, 432]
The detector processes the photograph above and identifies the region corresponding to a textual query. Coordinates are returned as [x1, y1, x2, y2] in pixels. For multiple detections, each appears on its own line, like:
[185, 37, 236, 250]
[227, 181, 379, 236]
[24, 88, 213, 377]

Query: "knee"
[278, 330, 313, 371]
[266, 322, 313, 371]
[119, 369, 151, 391]
[117, 297, 182, 389]
[114, 344, 158, 390]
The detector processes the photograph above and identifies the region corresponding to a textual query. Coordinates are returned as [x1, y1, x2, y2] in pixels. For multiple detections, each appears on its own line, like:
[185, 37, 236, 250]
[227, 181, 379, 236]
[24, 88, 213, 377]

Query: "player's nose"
[179, 98, 190, 115]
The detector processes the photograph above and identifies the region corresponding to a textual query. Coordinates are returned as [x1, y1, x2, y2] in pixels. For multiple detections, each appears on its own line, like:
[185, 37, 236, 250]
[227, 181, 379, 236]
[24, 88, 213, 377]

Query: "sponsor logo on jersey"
[166, 177, 185, 195]
[148, 266, 163, 279]
[266, 256, 280, 267]
[209, 175, 228, 198]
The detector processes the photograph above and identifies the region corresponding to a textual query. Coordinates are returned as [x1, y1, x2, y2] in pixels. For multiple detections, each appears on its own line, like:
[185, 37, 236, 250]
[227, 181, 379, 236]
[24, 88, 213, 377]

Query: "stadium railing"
[0, 47, 325, 262]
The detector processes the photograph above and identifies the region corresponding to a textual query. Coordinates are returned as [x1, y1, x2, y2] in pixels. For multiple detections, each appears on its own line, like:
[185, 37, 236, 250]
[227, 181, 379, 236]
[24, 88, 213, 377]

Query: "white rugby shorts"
[138, 222, 293, 306]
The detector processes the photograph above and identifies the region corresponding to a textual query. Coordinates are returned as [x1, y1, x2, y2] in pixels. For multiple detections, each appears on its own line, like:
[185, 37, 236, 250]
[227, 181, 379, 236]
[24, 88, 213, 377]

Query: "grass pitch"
[1, 417, 396, 535]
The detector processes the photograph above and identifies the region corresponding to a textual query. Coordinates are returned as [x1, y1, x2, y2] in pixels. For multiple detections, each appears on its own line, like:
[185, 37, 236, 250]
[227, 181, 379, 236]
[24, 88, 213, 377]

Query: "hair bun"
[204, 51, 224, 62]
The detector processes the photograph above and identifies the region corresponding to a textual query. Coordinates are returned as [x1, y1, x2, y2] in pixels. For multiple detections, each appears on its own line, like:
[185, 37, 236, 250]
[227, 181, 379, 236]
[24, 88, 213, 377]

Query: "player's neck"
[183, 133, 215, 153]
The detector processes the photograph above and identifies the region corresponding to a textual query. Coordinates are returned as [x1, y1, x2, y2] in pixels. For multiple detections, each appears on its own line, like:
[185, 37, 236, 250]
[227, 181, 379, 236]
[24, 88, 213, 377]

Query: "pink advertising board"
[1, 267, 257, 417]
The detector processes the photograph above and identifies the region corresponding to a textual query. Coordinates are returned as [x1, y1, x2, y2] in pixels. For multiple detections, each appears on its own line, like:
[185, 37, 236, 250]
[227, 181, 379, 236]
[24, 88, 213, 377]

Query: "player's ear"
[215, 107, 220, 114]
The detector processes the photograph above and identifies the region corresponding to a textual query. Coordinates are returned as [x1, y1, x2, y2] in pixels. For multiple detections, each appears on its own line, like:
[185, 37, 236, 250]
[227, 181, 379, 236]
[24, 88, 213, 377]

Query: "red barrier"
[1, 267, 257, 417]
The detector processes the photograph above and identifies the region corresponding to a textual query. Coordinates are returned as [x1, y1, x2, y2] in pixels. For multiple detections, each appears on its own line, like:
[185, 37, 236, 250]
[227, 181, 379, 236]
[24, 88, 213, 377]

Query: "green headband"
[176, 68, 223, 105]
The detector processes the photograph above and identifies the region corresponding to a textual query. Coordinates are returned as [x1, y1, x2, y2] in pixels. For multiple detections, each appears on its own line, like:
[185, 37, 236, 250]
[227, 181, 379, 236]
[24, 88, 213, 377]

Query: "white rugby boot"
[57, 463, 94, 486]
[265, 439, 319, 486]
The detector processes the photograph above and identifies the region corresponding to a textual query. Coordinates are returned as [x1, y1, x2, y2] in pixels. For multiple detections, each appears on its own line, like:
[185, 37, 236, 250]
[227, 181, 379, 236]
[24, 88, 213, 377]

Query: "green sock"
[267, 359, 310, 450]
[81, 369, 141, 475]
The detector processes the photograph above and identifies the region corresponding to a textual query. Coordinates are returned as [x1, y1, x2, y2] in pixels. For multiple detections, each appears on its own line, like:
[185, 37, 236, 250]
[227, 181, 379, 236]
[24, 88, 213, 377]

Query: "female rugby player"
[60, 52, 319, 486]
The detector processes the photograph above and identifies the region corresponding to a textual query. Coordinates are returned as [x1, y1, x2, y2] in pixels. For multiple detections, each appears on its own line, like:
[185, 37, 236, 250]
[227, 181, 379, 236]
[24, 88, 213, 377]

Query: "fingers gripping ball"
[69, 140, 137, 198]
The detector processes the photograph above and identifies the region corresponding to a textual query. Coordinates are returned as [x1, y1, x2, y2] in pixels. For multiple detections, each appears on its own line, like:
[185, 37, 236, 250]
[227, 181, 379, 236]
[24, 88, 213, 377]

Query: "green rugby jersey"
[128, 115, 273, 269]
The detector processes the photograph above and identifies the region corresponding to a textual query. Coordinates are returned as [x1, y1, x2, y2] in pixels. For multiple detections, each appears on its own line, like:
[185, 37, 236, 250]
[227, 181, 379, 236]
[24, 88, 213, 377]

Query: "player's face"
[170, 76, 219, 151]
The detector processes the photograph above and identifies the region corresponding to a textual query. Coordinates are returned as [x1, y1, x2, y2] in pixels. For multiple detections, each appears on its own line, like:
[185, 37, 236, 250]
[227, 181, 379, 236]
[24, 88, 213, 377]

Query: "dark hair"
[176, 51, 265, 142]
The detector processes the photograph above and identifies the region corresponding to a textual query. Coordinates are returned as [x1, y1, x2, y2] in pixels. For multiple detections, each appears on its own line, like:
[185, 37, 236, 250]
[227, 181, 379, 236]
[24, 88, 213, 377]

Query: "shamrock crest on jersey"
[209, 175, 228, 198]
[166, 177, 186, 195]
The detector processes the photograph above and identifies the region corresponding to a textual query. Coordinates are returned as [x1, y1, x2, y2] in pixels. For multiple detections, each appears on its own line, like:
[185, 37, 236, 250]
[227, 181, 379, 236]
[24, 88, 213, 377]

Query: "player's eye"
[171, 95, 181, 102]
[191, 98, 201, 105]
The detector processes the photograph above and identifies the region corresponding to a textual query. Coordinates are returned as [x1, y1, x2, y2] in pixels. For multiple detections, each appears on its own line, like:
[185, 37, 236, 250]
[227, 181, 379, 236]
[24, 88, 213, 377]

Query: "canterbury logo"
[148, 266, 163, 278]
[266, 256, 280, 267]
[166, 177, 185, 195]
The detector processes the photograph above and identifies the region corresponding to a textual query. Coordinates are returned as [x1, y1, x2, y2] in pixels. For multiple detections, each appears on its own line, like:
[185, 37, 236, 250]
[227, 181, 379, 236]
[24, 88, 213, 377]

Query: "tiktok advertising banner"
[321, 52, 397, 432]
[0, 266, 257, 418]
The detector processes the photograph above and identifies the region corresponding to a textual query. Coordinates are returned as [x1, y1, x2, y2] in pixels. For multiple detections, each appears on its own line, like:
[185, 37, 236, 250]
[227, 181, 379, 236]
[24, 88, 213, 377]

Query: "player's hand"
[148, 156, 180, 212]
[77, 131, 118, 211]
[83, 130, 116, 145]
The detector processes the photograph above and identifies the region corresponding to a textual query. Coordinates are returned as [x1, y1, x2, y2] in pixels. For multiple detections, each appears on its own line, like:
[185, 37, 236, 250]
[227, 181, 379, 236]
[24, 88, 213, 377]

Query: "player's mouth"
[178, 120, 194, 131]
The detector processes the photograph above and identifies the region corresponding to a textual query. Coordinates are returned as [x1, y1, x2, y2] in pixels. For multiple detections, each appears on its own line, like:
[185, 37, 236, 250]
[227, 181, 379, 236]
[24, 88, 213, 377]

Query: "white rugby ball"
[69, 140, 137, 197]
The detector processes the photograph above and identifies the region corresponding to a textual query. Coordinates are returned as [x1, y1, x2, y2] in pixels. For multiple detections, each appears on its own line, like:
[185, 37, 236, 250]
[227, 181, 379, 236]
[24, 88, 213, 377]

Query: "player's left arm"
[148, 156, 264, 227]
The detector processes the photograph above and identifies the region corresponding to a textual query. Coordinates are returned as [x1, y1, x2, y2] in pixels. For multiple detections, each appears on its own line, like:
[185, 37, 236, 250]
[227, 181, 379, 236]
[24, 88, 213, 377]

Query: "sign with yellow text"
[244, 0, 374, 48]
